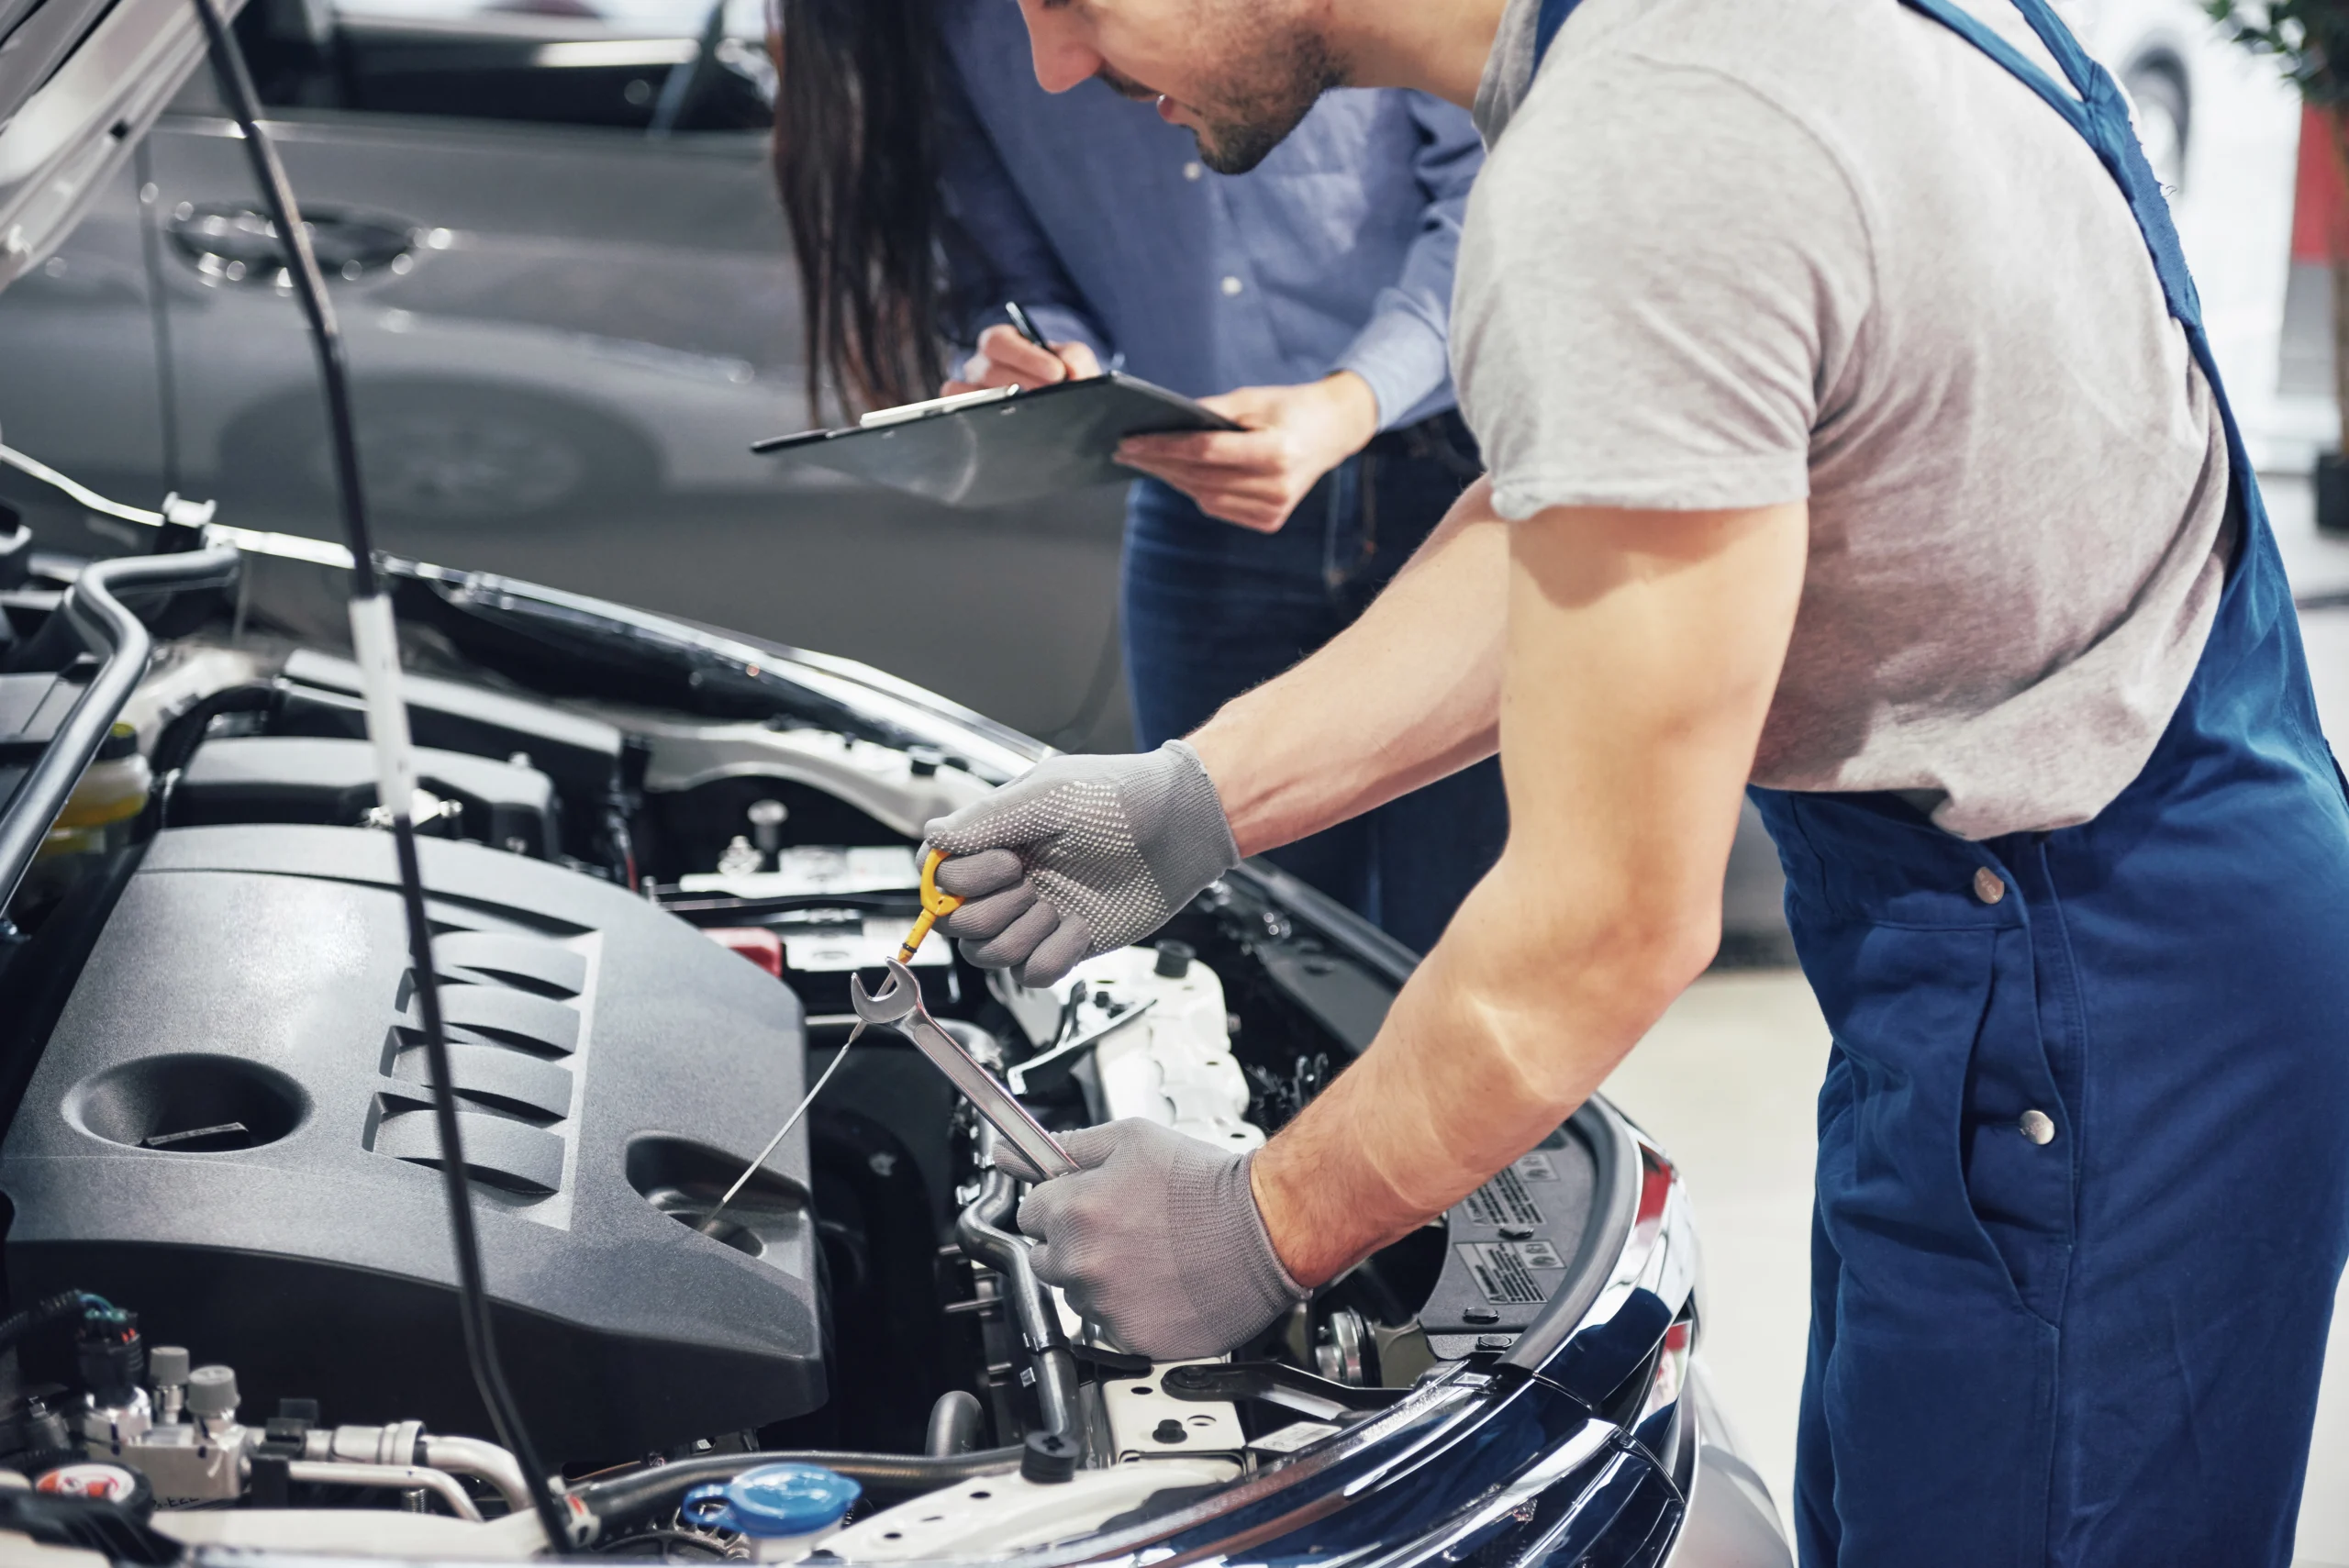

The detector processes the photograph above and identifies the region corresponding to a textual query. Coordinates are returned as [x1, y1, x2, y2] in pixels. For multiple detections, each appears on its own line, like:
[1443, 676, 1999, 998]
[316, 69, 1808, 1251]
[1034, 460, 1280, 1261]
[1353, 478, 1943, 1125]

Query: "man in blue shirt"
[773, 0, 1501, 953]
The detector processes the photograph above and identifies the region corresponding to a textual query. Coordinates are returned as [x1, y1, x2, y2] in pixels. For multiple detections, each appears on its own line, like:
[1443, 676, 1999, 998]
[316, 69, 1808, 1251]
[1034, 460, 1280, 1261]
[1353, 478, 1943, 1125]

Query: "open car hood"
[0, 0, 229, 290]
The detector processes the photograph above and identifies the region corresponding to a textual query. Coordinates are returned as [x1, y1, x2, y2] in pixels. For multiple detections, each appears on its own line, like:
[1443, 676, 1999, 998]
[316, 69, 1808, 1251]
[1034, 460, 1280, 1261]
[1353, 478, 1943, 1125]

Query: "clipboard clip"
[857, 384, 1020, 429]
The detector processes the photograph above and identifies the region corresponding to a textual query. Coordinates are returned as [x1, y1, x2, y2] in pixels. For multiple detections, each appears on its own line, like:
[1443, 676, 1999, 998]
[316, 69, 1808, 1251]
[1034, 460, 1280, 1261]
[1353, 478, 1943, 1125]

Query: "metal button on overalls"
[2018, 1108, 2056, 1146]
[1973, 867, 2007, 905]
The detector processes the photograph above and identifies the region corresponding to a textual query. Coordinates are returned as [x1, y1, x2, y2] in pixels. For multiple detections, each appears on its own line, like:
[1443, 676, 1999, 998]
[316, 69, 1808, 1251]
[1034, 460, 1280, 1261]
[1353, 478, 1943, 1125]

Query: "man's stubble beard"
[1192, 18, 1341, 173]
[1095, 9, 1340, 175]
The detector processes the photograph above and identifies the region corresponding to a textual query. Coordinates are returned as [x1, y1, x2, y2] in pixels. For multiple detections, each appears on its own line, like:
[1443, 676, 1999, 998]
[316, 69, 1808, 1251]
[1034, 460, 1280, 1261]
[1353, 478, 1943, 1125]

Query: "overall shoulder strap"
[1534, 0, 1581, 66]
[1892, 0, 2091, 132]
[1896, 0, 2201, 328]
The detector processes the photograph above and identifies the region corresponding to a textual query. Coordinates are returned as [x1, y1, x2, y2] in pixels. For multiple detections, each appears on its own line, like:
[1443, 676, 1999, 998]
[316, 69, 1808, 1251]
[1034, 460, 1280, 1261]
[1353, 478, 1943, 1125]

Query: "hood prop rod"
[182, 2, 574, 1547]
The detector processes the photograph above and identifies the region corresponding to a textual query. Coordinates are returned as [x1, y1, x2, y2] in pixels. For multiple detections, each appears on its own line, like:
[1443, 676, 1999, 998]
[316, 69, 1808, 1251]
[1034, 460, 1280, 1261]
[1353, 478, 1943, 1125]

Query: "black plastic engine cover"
[170, 736, 563, 858]
[0, 825, 823, 1458]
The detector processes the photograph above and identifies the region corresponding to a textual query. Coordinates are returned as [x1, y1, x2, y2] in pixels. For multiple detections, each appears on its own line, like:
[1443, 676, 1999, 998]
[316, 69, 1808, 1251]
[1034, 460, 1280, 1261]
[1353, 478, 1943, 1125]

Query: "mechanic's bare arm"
[1248, 500, 1809, 1285]
[1187, 477, 1514, 855]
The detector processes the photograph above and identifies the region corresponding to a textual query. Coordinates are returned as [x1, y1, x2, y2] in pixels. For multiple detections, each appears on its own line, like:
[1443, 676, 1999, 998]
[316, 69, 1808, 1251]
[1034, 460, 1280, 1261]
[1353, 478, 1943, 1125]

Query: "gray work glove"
[923, 740, 1240, 988]
[1001, 1119, 1308, 1362]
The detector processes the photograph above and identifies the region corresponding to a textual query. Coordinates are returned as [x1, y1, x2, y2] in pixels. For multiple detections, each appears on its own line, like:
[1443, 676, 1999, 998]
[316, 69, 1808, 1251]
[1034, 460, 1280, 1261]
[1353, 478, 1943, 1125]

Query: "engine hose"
[0, 1292, 113, 1359]
[575, 1447, 1022, 1530]
[150, 682, 277, 778]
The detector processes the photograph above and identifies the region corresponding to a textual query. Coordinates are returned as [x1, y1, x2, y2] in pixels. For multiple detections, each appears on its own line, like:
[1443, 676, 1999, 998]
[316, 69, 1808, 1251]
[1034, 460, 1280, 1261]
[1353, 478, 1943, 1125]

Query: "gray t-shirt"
[1454, 0, 2233, 840]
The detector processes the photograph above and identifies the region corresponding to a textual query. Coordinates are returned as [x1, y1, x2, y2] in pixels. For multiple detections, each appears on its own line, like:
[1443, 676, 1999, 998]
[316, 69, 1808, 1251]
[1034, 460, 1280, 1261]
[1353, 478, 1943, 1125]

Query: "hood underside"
[0, 0, 236, 293]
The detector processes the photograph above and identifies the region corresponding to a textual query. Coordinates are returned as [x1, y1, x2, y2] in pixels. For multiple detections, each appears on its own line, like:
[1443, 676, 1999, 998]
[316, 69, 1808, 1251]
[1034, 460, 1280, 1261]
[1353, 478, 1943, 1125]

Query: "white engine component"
[1100, 1362, 1246, 1462]
[996, 945, 1261, 1153]
[997, 948, 1263, 1470]
[150, 1508, 547, 1560]
[678, 844, 921, 902]
[818, 1457, 1240, 1562]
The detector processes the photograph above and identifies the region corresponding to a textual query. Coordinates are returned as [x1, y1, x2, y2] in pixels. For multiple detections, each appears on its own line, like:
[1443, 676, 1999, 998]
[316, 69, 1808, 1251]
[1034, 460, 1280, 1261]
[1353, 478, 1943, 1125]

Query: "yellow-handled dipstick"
[703, 850, 960, 1236]
[896, 848, 964, 963]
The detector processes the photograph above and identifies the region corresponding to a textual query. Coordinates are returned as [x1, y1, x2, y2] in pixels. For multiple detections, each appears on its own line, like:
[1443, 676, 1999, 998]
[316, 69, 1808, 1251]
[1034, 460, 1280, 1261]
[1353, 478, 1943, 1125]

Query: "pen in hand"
[1004, 300, 1052, 351]
[1003, 301, 1072, 382]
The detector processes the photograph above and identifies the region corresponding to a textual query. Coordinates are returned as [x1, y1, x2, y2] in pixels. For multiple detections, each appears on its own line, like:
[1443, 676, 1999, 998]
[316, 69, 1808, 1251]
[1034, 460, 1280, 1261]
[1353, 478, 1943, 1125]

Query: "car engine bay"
[0, 540, 1631, 1562]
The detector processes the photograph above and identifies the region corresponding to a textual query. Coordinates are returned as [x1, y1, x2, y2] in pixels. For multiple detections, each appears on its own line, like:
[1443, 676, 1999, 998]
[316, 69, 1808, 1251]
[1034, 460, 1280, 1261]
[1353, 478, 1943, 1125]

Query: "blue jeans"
[1121, 413, 1506, 956]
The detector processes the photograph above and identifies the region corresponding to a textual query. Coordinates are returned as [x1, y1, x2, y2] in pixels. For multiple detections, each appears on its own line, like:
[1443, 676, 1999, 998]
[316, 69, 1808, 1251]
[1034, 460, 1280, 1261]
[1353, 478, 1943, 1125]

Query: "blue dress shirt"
[932, 0, 1484, 430]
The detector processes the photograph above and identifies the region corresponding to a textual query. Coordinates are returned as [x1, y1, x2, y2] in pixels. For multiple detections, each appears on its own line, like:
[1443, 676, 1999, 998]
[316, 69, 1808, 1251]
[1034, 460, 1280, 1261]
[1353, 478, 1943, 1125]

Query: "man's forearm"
[1188, 478, 1508, 856]
[1248, 842, 1705, 1284]
[1246, 501, 1809, 1284]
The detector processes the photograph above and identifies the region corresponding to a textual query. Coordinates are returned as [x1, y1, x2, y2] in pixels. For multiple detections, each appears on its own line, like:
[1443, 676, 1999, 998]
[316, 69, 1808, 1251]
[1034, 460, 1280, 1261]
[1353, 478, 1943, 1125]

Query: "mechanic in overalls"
[920, 0, 2349, 1559]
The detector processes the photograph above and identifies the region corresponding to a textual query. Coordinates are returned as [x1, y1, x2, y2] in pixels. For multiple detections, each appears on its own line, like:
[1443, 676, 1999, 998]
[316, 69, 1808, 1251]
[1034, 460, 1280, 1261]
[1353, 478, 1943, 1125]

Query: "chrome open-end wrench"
[852, 959, 1079, 1179]
[703, 854, 976, 1234]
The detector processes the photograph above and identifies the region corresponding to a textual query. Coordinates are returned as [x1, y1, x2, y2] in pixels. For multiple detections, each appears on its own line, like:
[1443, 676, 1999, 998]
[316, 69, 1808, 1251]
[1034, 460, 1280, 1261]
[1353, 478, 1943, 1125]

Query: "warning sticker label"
[1456, 1240, 1568, 1306]
[1513, 1152, 1558, 1182]
[1463, 1167, 1545, 1229]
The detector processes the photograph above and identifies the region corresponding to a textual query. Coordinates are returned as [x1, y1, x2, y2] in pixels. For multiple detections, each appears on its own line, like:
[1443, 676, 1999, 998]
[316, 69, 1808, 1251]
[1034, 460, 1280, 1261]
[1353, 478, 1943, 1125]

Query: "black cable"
[387, 827, 569, 1543]
[150, 682, 276, 776]
[0, 1291, 111, 1358]
[184, 0, 572, 1548]
[184, 0, 377, 594]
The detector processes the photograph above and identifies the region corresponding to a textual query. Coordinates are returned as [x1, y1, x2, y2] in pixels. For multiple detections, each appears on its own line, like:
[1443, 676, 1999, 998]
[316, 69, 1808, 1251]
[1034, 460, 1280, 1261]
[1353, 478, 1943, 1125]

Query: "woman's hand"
[1115, 372, 1381, 534]
[946, 323, 1104, 393]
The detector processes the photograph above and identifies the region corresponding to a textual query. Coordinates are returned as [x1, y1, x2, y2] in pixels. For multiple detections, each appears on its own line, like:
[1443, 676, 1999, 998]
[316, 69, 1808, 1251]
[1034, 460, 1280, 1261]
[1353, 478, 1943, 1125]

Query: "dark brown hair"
[772, 0, 952, 418]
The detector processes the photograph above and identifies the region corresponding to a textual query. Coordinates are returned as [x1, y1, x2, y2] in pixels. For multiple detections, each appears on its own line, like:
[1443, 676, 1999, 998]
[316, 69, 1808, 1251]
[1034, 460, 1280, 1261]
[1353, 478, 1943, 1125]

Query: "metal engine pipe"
[925, 1391, 987, 1457]
[303, 1423, 535, 1518]
[956, 1132, 1082, 1438]
[284, 1461, 483, 1521]
[422, 1435, 535, 1518]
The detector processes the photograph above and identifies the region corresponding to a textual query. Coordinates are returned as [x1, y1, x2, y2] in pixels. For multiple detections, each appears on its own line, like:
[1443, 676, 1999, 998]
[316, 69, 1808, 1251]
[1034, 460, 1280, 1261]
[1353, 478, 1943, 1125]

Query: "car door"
[0, 154, 174, 556]
[140, 0, 1131, 749]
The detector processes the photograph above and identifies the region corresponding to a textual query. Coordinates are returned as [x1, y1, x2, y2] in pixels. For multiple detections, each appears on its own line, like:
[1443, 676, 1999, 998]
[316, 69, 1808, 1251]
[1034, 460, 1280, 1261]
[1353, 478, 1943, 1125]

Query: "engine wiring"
[179, 0, 574, 1548]
[0, 1291, 118, 1359]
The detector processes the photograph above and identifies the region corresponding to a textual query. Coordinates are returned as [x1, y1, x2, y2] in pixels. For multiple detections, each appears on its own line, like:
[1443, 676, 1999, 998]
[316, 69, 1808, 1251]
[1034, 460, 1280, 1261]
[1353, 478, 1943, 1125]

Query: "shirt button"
[2018, 1109, 2056, 1146]
[1220, 275, 1244, 296]
[1973, 867, 2007, 905]
[1183, 161, 1203, 181]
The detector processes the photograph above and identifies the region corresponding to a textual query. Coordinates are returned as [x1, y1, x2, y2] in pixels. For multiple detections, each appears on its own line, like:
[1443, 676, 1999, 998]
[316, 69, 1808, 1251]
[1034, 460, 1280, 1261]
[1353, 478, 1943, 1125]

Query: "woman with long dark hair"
[771, 0, 1503, 955]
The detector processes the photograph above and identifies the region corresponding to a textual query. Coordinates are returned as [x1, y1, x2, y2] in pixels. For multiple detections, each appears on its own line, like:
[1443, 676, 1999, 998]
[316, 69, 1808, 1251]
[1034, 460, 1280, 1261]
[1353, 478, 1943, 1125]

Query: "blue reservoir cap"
[690, 1463, 862, 1539]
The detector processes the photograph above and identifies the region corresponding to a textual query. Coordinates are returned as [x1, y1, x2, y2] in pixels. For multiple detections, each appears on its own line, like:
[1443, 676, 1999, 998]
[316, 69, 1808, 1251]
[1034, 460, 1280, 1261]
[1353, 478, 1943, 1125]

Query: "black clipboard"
[752, 373, 1240, 509]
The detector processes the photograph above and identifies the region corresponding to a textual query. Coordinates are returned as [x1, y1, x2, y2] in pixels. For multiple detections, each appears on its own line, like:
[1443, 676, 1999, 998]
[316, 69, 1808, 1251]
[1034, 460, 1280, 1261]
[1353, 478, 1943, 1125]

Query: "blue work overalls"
[1517, 0, 2349, 1558]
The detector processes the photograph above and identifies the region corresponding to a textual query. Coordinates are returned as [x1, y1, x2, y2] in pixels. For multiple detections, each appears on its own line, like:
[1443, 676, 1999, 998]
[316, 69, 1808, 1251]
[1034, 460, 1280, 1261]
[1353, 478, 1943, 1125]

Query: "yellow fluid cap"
[53, 723, 150, 830]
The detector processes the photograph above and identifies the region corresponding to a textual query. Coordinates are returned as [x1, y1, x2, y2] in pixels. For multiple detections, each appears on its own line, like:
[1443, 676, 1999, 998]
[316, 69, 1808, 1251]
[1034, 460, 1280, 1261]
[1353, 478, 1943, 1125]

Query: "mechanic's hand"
[1115, 372, 1380, 533]
[1008, 1120, 1308, 1361]
[945, 323, 1104, 394]
[923, 741, 1240, 988]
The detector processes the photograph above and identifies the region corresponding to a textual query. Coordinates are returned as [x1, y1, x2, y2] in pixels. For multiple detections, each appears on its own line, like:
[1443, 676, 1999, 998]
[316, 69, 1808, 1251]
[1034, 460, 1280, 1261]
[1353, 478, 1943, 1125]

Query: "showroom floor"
[1599, 473, 2349, 1563]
